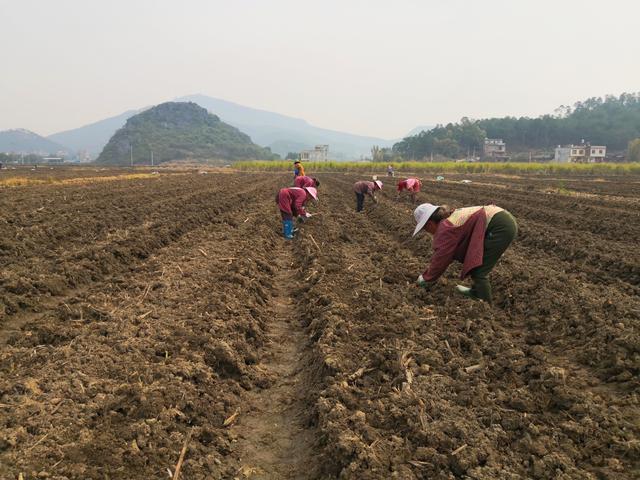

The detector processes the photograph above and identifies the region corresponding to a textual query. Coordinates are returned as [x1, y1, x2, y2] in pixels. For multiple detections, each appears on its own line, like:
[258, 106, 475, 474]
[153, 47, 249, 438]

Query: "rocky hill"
[50, 95, 396, 160]
[95, 102, 276, 165]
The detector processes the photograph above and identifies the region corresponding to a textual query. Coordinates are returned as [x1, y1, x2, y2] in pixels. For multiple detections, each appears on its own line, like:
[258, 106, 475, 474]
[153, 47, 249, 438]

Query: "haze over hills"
[46, 95, 396, 160]
[48, 109, 143, 157]
[175, 94, 395, 159]
[13, 91, 636, 161]
[0, 129, 70, 155]
[96, 102, 275, 165]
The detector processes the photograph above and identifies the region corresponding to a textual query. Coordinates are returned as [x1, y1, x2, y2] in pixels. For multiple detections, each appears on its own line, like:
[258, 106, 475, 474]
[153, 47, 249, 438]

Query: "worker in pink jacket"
[294, 176, 320, 189]
[276, 186, 318, 239]
[412, 203, 517, 303]
[397, 178, 422, 203]
[353, 180, 383, 212]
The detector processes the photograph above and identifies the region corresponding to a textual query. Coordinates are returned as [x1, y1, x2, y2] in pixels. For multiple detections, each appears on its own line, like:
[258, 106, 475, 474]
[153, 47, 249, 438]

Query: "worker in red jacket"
[353, 180, 383, 212]
[294, 176, 320, 189]
[397, 178, 422, 203]
[412, 203, 517, 304]
[276, 186, 318, 239]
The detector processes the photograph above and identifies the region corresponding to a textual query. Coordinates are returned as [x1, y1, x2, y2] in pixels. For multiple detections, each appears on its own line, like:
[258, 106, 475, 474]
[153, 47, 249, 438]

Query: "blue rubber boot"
[283, 219, 294, 239]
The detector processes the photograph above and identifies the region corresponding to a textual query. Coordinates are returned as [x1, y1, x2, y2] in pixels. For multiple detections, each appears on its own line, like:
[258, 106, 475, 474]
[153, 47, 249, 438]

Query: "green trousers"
[470, 211, 518, 303]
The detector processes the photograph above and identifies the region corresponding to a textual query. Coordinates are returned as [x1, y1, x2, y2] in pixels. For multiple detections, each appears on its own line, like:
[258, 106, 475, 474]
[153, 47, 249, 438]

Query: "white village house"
[300, 145, 329, 162]
[554, 142, 606, 163]
[483, 138, 507, 159]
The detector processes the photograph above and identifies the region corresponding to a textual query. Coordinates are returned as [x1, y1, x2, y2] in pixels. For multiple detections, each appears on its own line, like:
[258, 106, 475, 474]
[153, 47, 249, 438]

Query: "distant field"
[236, 160, 640, 175]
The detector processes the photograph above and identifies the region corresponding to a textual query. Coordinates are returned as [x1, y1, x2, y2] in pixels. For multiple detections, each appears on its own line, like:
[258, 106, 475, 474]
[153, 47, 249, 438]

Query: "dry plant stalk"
[464, 364, 482, 373]
[308, 233, 321, 252]
[223, 409, 240, 427]
[444, 340, 454, 356]
[398, 349, 413, 393]
[348, 366, 372, 382]
[172, 429, 193, 480]
[452, 444, 468, 455]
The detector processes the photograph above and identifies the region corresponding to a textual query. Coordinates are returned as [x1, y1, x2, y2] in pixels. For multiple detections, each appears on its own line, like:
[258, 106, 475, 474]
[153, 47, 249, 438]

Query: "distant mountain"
[48, 109, 144, 157]
[0, 129, 71, 155]
[177, 94, 394, 159]
[96, 102, 275, 165]
[49, 94, 396, 160]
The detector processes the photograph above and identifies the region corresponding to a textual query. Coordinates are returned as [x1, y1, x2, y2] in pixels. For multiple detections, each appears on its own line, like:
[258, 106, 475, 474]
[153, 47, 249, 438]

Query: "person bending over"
[276, 186, 318, 239]
[412, 202, 517, 304]
[294, 176, 320, 189]
[397, 178, 422, 203]
[353, 180, 383, 212]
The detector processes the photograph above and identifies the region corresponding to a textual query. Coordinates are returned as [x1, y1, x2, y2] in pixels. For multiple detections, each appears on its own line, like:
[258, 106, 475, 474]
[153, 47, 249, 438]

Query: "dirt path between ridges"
[230, 246, 316, 479]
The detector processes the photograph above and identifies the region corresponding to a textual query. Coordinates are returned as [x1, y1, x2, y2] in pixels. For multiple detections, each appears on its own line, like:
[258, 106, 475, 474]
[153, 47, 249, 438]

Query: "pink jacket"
[423, 209, 487, 282]
[294, 176, 315, 188]
[398, 178, 420, 192]
[354, 181, 376, 194]
[277, 187, 308, 216]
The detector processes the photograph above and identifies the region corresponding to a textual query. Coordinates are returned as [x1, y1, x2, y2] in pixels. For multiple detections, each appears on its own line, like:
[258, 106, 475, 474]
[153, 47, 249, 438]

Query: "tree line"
[392, 93, 640, 159]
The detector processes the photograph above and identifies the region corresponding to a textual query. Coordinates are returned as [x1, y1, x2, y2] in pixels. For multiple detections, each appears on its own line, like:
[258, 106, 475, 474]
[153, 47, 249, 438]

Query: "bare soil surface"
[232, 251, 316, 479]
[0, 168, 638, 479]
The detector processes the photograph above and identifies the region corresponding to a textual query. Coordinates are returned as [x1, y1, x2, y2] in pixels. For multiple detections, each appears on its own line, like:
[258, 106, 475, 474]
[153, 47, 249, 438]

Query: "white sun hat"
[413, 203, 440, 236]
[304, 186, 318, 200]
[374, 180, 383, 189]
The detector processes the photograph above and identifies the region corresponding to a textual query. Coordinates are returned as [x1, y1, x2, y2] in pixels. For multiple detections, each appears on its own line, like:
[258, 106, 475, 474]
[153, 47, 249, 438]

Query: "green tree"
[392, 92, 640, 158]
[371, 145, 383, 162]
[628, 138, 640, 162]
[285, 152, 299, 160]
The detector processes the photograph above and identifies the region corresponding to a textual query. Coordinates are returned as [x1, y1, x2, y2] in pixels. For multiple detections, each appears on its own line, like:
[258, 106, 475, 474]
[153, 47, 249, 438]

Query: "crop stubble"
[0, 170, 638, 479]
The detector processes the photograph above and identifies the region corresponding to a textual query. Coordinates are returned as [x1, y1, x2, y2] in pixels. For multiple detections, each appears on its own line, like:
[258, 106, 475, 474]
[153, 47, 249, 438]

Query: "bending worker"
[413, 203, 517, 303]
[397, 177, 422, 203]
[276, 186, 318, 239]
[354, 180, 383, 212]
[294, 176, 320, 189]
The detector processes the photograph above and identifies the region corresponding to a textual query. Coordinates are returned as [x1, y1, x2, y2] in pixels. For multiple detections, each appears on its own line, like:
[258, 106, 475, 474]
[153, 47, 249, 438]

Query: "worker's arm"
[293, 194, 307, 217]
[422, 231, 457, 282]
[367, 191, 378, 203]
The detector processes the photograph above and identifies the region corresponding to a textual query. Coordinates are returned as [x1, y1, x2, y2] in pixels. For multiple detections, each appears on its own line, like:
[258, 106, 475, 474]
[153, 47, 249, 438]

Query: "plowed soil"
[0, 169, 638, 479]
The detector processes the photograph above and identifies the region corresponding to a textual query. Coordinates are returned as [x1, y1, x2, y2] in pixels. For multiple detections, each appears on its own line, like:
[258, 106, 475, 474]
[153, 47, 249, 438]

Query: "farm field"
[0, 168, 638, 479]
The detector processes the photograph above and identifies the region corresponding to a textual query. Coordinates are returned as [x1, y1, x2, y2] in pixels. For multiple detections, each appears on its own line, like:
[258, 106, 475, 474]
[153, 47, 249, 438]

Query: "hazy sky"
[1, 0, 638, 139]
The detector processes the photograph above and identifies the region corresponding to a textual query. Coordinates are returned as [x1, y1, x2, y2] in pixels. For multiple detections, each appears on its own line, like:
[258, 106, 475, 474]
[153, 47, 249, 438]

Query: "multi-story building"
[300, 145, 329, 161]
[554, 143, 606, 163]
[587, 145, 607, 162]
[483, 138, 506, 159]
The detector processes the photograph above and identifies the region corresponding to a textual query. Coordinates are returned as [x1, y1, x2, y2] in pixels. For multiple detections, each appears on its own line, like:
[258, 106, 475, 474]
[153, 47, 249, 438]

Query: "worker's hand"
[373, 197, 379, 204]
[305, 212, 313, 218]
[416, 274, 434, 289]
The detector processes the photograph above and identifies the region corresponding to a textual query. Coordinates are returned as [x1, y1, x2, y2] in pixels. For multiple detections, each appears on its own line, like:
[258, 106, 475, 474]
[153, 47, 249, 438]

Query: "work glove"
[416, 274, 434, 290]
